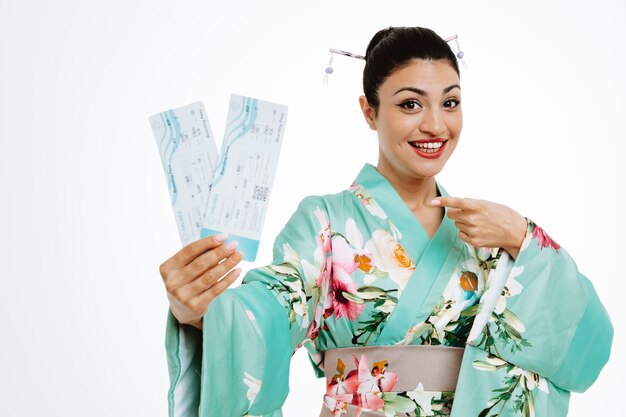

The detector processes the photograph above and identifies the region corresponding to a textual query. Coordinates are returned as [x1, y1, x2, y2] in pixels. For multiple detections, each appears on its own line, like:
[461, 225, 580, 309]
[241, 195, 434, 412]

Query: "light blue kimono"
[165, 163, 613, 417]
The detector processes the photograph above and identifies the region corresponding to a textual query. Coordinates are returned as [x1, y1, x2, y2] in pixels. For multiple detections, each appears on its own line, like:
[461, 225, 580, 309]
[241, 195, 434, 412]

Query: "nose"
[418, 107, 445, 136]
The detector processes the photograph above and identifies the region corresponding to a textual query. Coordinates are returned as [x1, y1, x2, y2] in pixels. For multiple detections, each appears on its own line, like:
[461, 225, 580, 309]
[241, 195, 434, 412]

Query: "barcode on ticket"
[252, 185, 269, 202]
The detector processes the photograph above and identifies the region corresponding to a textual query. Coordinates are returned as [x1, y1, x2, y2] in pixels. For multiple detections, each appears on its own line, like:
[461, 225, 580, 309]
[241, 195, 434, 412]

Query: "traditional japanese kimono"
[165, 163, 613, 417]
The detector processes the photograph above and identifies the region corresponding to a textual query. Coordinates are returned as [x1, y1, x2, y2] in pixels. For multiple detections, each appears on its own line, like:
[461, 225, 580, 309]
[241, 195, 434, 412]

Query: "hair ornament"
[323, 33, 465, 84]
[323, 48, 363, 83]
[451, 35, 467, 69]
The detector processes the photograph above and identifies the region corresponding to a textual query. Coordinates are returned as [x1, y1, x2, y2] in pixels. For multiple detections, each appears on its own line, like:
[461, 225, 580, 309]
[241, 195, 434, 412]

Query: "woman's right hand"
[159, 233, 243, 330]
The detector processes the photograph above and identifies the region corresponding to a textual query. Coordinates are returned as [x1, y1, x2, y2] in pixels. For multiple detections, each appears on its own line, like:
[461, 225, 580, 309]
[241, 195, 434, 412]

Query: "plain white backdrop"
[1, 1, 624, 416]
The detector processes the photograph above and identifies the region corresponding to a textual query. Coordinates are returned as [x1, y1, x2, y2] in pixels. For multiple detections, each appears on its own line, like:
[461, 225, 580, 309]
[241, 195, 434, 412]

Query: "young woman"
[159, 26, 613, 417]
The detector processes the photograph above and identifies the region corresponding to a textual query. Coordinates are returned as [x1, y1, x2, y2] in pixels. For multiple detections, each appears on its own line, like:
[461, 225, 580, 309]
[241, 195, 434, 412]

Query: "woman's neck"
[375, 163, 439, 212]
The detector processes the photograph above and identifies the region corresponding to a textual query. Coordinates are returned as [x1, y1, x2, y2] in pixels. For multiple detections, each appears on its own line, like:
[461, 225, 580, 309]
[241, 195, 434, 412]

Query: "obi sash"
[319, 345, 464, 417]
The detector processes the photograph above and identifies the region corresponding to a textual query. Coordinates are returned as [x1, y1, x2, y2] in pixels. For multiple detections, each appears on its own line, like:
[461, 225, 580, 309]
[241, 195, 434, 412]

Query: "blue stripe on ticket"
[200, 228, 260, 262]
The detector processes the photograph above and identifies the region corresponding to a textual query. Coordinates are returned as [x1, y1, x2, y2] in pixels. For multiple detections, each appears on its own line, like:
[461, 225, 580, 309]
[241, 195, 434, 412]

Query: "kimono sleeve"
[164, 196, 327, 417]
[466, 217, 613, 392]
[450, 219, 613, 416]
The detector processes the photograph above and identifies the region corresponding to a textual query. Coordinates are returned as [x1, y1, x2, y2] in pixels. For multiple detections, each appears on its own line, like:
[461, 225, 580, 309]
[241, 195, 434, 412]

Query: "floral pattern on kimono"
[325, 353, 454, 417]
[164, 163, 613, 417]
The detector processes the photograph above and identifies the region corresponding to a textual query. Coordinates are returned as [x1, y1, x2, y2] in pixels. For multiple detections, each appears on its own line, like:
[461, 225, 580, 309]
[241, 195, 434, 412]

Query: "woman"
[159, 27, 613, 417]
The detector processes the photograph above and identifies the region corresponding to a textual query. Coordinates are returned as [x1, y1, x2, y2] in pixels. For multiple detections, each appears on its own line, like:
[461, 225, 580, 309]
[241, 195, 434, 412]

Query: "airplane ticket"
[149, 101, 219, 247]
[200, 94, 288, 261]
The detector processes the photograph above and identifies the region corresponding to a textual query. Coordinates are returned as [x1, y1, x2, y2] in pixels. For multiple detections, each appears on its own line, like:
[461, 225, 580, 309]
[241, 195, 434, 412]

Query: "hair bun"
[362, 26, 460, 110]
[365, 26, 396, 61]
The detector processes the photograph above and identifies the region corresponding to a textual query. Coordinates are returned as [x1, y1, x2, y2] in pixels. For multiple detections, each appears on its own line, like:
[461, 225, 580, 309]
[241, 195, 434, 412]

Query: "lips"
[413, 138, 447, 143]
[409, 138, 447, 144]
[409, 139, 448, 159]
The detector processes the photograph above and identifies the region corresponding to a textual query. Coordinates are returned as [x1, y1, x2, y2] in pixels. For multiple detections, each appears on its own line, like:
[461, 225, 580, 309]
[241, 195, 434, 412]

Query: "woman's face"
[359, 58, 462, 183]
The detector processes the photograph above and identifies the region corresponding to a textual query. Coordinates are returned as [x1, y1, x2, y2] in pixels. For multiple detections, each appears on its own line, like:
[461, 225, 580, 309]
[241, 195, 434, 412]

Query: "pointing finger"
[431, 196, 467, 210]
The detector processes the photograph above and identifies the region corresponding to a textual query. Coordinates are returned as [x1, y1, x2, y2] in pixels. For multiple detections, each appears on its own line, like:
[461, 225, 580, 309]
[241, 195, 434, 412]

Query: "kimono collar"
[351, 162, 456, 261]
[353, 162, 450, 218]
[351, 163, 463, 344]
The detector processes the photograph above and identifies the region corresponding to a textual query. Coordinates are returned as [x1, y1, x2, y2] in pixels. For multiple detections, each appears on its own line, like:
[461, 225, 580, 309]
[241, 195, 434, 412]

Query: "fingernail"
[232, 268, 242, 278]
[225, 241, 239, 251]
[430, 199, 441, 206]
[231, 251, 243, 262]
[215, 233, 228, 242]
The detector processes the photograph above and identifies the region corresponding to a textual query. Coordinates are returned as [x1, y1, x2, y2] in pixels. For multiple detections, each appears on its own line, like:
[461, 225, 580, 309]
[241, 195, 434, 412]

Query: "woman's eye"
[444, 99, 460, 108]
[399, 100, 420, 110]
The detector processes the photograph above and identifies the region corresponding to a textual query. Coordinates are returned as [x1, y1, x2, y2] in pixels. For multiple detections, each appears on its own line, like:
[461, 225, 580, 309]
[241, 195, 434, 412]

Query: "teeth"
[411, 141, 444, 151]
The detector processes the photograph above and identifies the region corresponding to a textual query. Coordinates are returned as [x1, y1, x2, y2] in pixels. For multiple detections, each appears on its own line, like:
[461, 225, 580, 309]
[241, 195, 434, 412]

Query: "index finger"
[430, 196, 469, 210]
[430, 196, 478, 210]
[164, 233, 229, 270]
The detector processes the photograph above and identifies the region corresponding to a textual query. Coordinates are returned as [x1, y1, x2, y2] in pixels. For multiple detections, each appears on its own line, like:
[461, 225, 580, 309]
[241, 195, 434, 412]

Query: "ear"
[358, 95, 377, 130]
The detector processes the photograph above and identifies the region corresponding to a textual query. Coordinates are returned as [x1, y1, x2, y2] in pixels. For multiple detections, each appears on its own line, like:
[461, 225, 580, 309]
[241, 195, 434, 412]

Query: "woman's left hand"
[431, 196, 527, 259]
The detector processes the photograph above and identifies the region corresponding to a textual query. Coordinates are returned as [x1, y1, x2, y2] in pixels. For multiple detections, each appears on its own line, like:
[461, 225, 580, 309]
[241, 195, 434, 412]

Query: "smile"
[409, 139, 448, 158]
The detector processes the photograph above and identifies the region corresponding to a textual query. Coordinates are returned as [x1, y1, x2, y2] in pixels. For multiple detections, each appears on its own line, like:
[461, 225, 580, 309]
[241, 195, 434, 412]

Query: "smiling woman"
[160, 26, 613, 417]
[359, 58, 463, 241]
[360, 60, 462, 182]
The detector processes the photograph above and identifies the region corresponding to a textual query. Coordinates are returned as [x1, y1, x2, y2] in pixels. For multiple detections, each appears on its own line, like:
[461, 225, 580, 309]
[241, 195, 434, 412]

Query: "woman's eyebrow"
[393, 84, 461, 96]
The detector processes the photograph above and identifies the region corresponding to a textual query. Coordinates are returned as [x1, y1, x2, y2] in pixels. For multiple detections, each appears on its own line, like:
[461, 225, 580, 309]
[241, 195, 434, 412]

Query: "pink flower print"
[312, 220, 370, 322]
[354, 354, 398, 394]
[532, 222, 560, 252]
[314, 208, 332, 254]
[318, 254, 363, 321]
[315, 252, 332, 289]
[352, 354, 397, 413]
[354, 391, 384, 414]
[331, 234, 359, 282]
[325, 355, 399, 417]
[305, 304, 324, 342]
[325, 234, 364, 320]
[326, 358, 359, 416]
[301, 245, 331, 340]
[323, 395, 350, 417]
[330, 278, 365, 320]
[326, 359, 359, 398]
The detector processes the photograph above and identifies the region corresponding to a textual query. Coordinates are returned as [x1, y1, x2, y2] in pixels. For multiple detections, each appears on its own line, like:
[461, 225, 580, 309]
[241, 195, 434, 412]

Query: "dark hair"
[363, 26, 460, 111]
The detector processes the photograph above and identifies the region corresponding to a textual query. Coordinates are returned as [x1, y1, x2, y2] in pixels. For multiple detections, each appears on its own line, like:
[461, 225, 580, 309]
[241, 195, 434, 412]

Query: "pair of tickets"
[148, 94, 288, 262]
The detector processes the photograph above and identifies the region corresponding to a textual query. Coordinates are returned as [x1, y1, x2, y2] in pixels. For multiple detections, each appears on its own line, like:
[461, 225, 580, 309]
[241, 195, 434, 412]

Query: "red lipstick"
[409, 139, 448, 159]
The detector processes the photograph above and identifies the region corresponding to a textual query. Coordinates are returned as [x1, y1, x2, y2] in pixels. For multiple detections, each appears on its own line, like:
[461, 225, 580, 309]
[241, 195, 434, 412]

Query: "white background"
[1, 0, 624, 416]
